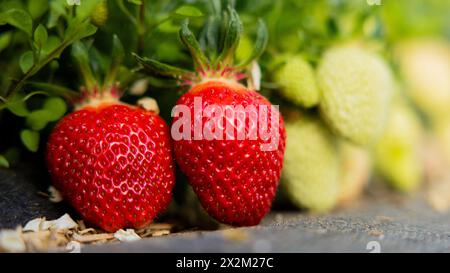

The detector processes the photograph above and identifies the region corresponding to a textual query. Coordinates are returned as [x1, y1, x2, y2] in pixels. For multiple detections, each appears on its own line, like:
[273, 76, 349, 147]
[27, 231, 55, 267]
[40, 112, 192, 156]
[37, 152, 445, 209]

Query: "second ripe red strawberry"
[135, 8, 286, 226]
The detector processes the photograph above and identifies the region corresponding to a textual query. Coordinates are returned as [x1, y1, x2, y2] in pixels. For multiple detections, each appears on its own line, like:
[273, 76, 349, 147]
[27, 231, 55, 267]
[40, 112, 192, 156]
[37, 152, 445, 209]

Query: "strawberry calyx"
[134, 6, 268, 89]
[25, 35, 128, 112]
[73, 83, 121, 110]
[70, 34, 126, 109]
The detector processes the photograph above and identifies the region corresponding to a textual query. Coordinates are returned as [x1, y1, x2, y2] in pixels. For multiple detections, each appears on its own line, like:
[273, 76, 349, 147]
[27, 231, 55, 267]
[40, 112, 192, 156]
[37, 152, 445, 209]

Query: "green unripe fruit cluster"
[273, 55, 320, 108]
[337, 141, 371, 204]
[317, 45, 394, 145]
[281, 113, 339, 212]
[374, 102, 423, 192]
[395, 39, 450, 121]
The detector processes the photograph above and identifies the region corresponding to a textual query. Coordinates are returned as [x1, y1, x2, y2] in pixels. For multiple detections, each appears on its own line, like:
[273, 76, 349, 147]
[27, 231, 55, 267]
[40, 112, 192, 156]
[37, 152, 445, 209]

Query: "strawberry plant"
[0, 0, 448, 239]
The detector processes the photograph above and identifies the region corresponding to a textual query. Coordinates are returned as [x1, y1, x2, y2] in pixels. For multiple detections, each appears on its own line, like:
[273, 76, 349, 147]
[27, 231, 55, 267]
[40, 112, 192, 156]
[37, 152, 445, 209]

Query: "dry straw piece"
[0, 213, 174, 252]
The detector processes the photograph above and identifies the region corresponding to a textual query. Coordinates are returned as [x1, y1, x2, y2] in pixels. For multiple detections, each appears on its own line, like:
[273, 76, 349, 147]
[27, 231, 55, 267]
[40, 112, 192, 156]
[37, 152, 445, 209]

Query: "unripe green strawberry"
[395, 39, 450, 121]
[273, 55, 320, 108]
[374, 101, 423, 192]
[91, 0, 108, 27]
[434, 119, 450, 165]
[317, 45, 394, 145]
[337, 141, 371, 205]
[135, 11, 286, 226]
[281, 112, 339, 212]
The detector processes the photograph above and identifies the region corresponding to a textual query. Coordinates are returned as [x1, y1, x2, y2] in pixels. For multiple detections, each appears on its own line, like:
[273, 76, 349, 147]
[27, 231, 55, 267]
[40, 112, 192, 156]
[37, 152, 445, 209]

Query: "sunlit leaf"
[175, 6, 203, 18]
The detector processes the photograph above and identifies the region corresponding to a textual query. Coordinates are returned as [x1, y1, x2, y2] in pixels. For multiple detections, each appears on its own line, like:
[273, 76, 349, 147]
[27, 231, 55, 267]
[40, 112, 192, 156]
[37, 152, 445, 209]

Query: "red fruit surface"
[173, 80, 286, 226]
[46, 103, 175, 232]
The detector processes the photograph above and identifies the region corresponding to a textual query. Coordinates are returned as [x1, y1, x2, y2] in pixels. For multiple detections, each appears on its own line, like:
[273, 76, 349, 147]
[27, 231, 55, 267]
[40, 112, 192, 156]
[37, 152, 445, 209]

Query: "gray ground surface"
[81, 198, 450, 253]
[2, 166, 450, 253]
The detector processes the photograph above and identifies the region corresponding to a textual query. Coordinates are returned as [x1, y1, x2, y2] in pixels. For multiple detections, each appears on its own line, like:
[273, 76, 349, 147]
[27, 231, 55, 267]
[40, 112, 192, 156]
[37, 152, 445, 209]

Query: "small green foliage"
[0, 155, 9, 168]
[175, 6, 203, 18]
[19, 51, 34, 73]
[34, 24, 48, 49]
[20, 129, 40, 152]
[0, 9, 33, 36]
[6, 93, 29, 117]
[43, 97, 67, 122]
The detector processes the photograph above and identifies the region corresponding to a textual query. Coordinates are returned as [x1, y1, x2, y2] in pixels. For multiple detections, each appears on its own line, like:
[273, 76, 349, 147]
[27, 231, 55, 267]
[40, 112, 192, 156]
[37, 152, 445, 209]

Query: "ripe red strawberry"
[135, 8, 286, 226]
[173, 80, 285, 226]
[46, 38, 175, 232]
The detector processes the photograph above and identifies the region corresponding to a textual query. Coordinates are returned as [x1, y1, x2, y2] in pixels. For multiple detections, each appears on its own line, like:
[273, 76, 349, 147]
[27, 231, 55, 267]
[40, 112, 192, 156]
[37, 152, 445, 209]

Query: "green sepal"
[216, 7, 242, 67]
[237, 19, 268, 68]
[179, 20, 210, 72]
[201, 16, 221, 61]
[104, 35, 125, 88]
[134, 53, 195, 80]
[71, 41, 97, 91]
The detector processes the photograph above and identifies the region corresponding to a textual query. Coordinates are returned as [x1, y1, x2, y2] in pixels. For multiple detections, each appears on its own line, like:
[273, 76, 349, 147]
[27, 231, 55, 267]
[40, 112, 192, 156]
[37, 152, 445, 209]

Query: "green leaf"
[28, 0, 49, 19]
[65, 20, 98, 41]
[7, 102, 29, 117]
[75, 0, 102, 21]
[0, 31, 12, 53]
[43, 97, 66, 121]
[21, 130, 40, 152]
[0, 155, 9, 168]
[175, 5, 203, 18]
[6, 93, 29, 117]
[34, 24, 48, 48]
[19, 51, 34, 73]
[26, 110, 52, 131]
[78, 23, 98, 40]
[128, 0, 143, 4]
[2, 147, 20, 167]
[42, 36, 62, 55]
[0, 9, 33, 36]
[158, 20, 179, 33]
[47, 0, 66, 28]
[27, 82, 78, 100]
[22, 91, 48, 102]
